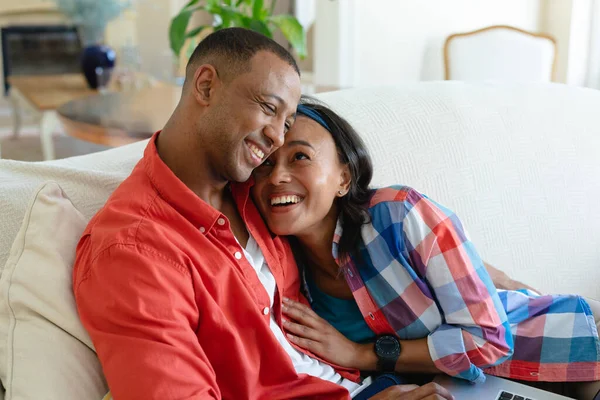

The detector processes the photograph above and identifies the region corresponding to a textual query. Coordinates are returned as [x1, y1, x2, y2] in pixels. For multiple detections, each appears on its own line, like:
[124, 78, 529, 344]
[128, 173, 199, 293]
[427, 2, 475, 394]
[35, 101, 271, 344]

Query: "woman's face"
[252, 116, 350, 237]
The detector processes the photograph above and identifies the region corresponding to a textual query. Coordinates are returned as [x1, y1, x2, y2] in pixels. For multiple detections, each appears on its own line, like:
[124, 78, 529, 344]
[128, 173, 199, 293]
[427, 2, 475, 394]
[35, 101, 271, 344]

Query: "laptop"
[433, 374, 573, 400]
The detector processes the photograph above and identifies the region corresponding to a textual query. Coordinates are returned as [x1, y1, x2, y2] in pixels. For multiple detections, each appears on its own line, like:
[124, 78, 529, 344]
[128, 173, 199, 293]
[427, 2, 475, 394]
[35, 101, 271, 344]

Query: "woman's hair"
[298, 96, 373, 263]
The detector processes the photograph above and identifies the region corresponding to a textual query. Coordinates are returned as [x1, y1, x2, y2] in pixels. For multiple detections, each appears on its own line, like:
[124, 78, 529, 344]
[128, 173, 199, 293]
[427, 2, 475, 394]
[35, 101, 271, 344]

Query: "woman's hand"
[483, 262, 542, 294]
[281, 297, 376, 370]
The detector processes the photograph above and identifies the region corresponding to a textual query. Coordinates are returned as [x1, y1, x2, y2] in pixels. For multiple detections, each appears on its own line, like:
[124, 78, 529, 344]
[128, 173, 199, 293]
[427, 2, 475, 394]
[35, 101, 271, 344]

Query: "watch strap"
[377, 355, 398, 372]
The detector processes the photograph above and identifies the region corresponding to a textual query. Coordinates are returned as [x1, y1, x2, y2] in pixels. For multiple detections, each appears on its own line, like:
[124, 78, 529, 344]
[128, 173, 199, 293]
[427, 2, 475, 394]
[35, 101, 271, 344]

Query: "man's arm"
[74, 241, 219, 400]
[484, 261, 541, 294]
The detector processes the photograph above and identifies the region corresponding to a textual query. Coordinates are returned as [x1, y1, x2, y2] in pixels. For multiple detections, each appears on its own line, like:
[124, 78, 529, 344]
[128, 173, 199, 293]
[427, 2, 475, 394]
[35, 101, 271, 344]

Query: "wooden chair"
[444, 25, 557, 82]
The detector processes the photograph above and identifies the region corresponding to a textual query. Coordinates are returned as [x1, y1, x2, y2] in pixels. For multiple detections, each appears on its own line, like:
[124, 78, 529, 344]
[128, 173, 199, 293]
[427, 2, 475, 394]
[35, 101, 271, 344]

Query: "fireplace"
[1, 25, 82, 94]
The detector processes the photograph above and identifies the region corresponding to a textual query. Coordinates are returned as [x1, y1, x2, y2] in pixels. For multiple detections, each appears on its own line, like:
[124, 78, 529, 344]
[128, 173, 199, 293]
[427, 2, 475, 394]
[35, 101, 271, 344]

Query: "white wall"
[134, 0, 187, 83]
[314, 0, 542, 86]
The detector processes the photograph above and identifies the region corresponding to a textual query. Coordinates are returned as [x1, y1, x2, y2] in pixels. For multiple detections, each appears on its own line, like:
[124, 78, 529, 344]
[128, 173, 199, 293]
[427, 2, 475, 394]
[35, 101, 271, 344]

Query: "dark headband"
[296, 104, 330, 131]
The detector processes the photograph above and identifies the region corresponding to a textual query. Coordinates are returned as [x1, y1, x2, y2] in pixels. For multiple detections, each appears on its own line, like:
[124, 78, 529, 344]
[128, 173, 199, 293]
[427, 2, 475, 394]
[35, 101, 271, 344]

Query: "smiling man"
[72, 28, 453, 400]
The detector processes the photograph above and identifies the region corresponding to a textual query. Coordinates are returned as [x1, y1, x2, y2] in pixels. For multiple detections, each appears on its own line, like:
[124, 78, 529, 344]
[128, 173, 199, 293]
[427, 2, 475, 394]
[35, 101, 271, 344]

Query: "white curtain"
[585, 0, 600, 88]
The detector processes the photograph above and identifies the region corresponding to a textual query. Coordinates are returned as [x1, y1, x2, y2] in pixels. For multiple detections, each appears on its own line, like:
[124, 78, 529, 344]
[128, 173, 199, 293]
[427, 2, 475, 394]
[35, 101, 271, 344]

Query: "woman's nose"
[269, 164, 291, 185]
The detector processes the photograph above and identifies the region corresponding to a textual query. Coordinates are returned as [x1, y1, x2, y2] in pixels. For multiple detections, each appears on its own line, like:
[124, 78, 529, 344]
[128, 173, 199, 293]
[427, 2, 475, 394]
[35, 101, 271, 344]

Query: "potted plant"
[53, 0, 133, 88]
[169, 0, 306, 60]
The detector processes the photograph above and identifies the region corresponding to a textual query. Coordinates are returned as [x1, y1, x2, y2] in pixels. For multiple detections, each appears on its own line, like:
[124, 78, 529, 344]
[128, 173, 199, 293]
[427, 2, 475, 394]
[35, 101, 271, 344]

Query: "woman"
[251, 98, 600, 399]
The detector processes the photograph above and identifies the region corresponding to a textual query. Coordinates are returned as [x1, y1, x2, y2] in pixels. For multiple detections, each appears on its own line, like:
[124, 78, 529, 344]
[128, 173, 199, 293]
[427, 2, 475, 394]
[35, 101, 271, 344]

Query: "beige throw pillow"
[0, 182, 107, 399]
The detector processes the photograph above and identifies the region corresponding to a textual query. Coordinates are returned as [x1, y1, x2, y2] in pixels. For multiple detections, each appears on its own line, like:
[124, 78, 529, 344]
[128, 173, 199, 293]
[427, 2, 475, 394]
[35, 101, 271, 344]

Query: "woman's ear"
[338, 165, 352, 196]
[191, 64, 220, 105]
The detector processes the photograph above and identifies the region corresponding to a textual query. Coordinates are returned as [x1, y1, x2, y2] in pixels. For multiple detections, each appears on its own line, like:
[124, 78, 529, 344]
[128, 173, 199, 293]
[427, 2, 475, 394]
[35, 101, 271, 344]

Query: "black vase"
[81, 44, 116, 89]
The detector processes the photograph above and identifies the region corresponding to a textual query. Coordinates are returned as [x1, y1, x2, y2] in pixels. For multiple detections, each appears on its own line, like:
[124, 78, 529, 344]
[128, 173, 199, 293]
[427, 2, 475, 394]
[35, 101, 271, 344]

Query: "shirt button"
[234, 251, 242, 260]
[217, 218, 225, 226]
[262, 307, 269, 315]
[199, 227, 206, 233]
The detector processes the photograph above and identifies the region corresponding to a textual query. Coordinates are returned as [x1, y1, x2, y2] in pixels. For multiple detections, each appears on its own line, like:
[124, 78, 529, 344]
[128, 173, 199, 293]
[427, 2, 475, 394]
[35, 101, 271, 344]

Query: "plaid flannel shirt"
[328, 185, 600, 383]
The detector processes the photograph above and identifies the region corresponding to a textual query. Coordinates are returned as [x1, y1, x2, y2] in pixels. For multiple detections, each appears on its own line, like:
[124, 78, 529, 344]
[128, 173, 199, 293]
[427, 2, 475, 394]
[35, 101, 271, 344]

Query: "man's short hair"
[185, 27, 300, 85]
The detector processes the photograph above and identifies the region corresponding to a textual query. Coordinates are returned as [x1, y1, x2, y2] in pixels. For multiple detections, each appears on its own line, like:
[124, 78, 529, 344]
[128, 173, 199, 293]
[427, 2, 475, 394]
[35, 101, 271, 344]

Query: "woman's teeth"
[271, 195, 302, 206]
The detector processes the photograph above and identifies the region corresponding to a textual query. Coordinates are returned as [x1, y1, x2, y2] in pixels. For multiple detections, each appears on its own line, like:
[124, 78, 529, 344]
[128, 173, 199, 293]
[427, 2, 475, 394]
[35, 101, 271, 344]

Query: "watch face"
[376, 336, 400, 357]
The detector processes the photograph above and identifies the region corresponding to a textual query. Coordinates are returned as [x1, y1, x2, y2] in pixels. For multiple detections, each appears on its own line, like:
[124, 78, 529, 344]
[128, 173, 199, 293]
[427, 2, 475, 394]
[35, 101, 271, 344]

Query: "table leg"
[40, 111, 58, 161]
[9, 92, 23, 140]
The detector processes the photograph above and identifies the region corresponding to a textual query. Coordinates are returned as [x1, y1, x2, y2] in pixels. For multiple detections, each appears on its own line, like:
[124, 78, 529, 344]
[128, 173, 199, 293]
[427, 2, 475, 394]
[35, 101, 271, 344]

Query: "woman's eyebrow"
[286, 140, 314, 149]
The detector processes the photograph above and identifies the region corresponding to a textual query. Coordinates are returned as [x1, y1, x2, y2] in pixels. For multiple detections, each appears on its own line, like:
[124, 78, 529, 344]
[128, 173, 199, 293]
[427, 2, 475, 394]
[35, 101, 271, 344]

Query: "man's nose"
[263, 121, 285, 149]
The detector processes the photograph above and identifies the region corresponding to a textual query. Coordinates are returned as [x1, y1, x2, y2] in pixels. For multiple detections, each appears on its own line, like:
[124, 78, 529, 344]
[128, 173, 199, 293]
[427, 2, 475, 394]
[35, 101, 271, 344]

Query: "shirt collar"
[332, 217, 344, 260]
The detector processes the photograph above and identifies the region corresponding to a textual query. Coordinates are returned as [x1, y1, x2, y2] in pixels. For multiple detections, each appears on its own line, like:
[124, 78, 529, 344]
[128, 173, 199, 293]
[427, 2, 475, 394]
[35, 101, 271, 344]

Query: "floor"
[0, 96, 109, 162]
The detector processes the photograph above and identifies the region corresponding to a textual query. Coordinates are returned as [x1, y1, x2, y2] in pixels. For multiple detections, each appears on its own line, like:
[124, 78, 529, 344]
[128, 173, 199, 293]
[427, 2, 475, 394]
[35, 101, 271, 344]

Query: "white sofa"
[1, 82, 600, 399]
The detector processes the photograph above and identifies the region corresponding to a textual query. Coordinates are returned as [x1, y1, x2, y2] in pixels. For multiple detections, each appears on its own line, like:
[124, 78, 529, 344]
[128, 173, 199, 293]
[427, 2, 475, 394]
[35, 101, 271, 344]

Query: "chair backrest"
[444, 25, 556, 82]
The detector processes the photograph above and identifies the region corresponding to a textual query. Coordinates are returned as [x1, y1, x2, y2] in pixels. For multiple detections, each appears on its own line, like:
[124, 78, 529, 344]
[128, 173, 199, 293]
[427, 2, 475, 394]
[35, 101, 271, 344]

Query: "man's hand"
[281, 297, 368, 369]
[484, 262, 541, 294]
[369, 383, 454, 400]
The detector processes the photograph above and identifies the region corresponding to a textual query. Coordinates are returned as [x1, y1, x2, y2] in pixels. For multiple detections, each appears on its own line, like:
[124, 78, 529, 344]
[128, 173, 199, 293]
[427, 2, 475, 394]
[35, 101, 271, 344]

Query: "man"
[73, 28, 452, 399]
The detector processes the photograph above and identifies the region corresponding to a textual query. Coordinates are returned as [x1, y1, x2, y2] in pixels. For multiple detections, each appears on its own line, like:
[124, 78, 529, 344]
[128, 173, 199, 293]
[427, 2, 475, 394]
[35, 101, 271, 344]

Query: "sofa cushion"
[0, 140, 147, 278]
[0, 182, 107, 400]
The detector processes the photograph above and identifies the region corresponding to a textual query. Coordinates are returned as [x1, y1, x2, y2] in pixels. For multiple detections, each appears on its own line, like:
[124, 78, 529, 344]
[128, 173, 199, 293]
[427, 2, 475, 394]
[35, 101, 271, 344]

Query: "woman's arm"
[354, 339, 438, 374]
[401, 190, 513, 382]
[484, 261, 541, 294]
[282, 298, 440, 373]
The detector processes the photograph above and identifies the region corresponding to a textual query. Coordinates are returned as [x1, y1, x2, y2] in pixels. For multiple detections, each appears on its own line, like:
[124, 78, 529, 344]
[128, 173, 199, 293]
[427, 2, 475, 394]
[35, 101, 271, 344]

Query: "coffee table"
[7, 74, 97, 160]
[57, 86, 181, 147]
[56, 83, 345, 149]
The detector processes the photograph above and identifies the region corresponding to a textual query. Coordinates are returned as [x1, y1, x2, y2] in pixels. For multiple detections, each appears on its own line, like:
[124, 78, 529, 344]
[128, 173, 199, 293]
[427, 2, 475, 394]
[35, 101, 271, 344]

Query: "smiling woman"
[252, 98, 372, 262]
[249, 97, 600, 399]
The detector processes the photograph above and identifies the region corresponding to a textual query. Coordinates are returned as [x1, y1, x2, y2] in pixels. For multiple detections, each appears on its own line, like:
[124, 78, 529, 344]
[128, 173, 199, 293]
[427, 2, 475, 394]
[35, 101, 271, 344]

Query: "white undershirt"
[240, 235, 370, 397]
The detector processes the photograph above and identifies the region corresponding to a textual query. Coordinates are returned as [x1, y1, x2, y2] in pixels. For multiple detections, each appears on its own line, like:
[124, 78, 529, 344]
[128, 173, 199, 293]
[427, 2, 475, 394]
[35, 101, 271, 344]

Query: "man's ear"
[192, 64, 220, 106]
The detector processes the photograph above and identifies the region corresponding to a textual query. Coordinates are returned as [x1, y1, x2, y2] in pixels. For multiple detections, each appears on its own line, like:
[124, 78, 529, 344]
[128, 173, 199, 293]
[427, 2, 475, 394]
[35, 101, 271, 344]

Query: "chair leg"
[9, 93, 23, 140]
[40, 111, 58, 161]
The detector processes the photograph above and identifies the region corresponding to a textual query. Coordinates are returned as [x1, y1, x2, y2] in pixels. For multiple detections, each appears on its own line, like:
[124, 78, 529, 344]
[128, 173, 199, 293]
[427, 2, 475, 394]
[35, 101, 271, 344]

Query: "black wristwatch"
[374, 335, 401, 372]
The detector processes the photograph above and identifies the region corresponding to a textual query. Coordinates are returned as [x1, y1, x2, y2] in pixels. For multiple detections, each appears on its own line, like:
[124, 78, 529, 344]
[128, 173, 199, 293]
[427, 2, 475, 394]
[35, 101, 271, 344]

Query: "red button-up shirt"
[73, 133, 358, 400]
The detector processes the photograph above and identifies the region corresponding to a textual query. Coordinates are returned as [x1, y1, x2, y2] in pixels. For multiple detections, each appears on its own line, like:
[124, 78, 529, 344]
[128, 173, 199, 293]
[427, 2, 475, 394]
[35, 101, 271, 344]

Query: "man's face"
[202, 51, 301, 183]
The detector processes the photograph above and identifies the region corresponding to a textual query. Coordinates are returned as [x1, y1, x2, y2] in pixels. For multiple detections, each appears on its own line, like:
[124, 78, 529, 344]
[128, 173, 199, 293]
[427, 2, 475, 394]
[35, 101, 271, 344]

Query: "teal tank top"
[306, 272, 376, 344]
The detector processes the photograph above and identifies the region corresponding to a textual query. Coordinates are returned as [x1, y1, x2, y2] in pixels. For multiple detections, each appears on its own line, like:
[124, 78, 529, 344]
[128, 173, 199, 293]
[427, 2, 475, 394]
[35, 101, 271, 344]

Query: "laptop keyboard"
[497, 391, 535, 400]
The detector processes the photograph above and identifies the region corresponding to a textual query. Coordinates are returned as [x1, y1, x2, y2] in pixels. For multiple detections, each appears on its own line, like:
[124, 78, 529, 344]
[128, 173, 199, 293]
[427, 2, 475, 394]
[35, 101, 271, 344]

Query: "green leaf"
[169, 4, 206, 56]
[169, 9, 194, 56]
[213, 4, 253, 28]
[249, 19, 273, 38]
[268, 15, 306, 59]
[182, 0, 200, 10]
[185, 25, 208, 39]
[252, 0, 264, 19]
[179, 0, 199, 13]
